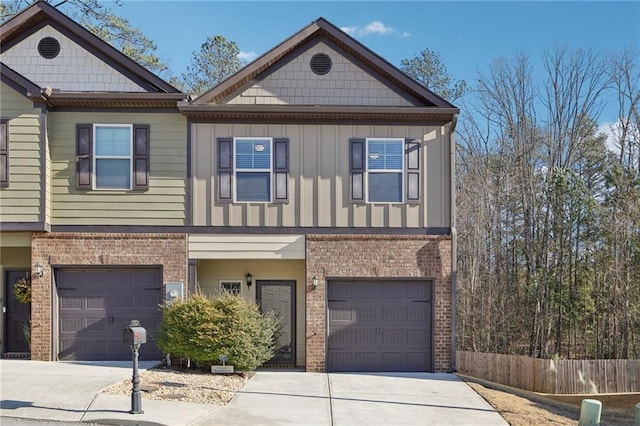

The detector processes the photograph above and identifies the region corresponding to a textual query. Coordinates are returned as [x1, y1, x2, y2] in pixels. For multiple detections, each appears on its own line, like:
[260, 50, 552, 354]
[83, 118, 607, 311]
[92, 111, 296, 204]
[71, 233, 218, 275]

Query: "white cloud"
[238, 51, 257, 63]
[340, 21, 409, 38]
[598, 120, 640, 155]
[362, 21, 394, 36]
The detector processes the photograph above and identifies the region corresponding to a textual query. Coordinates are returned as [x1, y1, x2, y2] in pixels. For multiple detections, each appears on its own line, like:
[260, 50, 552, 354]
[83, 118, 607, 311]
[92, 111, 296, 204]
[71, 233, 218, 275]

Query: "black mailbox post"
[123, 320, 146, 414]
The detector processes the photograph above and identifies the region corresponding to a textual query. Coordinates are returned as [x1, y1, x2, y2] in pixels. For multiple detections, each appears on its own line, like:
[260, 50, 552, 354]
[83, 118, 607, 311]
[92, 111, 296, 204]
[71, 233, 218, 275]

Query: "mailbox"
[123, 326, 147, 346]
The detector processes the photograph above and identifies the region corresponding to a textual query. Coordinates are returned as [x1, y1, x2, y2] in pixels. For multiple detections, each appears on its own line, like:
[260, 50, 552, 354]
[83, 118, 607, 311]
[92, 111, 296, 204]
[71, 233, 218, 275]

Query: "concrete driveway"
[1, 360, 507, 425]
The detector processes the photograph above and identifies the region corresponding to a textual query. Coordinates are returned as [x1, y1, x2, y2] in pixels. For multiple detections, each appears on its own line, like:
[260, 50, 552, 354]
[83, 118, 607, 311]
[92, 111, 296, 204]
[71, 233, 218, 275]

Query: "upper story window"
[216, 136, 289, 204]
[235, 137, 272, 202]
[94, 125, 132, 190]
[350, 137, 422, 205]
[76, 123, 149, 191]
[367, 138, 404, 203]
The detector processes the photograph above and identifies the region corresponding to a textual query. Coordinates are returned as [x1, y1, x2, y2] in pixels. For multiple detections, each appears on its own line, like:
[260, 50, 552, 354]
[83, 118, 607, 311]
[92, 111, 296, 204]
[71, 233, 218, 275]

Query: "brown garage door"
[57, 268, 162, 361]
[327, 280, 432, 372]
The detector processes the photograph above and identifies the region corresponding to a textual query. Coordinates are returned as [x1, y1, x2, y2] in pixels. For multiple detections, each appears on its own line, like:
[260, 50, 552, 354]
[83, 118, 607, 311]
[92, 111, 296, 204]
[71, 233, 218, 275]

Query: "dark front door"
[5, 270, 32, 353]
[257, 280, 295, 365]
[57, 268, 162, 361]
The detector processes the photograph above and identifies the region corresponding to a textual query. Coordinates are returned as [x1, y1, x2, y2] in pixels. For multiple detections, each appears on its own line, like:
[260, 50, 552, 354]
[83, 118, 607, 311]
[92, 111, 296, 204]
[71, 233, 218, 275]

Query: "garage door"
[327, 280, 432, 372]
[57, 268, 162, 361]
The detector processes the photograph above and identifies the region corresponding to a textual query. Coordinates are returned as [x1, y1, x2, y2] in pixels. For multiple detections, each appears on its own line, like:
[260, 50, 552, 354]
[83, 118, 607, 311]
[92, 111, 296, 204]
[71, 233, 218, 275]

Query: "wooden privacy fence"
[457, 351, 640, 394]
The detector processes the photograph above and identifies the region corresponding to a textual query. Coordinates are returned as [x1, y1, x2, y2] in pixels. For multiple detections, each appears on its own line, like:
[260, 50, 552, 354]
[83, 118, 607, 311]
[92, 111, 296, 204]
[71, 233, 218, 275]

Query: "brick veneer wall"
[305, 234, 452, 373]
[30, 232, 188, 361]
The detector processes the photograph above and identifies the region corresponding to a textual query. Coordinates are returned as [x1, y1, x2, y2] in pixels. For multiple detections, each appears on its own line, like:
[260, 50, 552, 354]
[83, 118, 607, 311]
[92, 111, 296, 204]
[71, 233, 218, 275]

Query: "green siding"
[0, 82, 42, 223]
[49, 112, 187, 225]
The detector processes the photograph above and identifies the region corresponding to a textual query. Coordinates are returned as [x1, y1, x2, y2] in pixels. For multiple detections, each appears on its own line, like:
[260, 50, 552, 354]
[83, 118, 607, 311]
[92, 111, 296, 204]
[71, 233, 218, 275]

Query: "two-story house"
[1, 2, 458, 373]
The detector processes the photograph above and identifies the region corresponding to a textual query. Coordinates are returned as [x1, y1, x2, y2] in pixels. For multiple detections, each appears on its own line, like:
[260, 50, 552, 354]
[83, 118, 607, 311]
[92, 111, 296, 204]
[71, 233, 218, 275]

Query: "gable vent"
[310, 53, 332, 75]
[38, 37, 60, 59]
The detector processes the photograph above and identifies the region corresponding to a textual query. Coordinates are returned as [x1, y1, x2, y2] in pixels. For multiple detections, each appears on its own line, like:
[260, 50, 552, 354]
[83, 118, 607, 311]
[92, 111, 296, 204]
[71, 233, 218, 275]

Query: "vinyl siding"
[2, 25, 144, 92]
[49, 112, 187, 225]
[0, 82, 42, 223]
[192, 123, 451, 228]
[189, 234, 305, 259]
[227, 42, 414, 106]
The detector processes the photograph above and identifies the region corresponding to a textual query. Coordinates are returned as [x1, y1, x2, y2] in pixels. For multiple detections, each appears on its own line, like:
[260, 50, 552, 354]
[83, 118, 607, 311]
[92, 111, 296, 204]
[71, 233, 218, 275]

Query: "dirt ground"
[462, 376, 638, 426]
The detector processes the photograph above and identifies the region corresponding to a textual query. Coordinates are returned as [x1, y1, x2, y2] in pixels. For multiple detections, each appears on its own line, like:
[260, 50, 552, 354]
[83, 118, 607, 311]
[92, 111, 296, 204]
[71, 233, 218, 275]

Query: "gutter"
[450, 114, 458, 373]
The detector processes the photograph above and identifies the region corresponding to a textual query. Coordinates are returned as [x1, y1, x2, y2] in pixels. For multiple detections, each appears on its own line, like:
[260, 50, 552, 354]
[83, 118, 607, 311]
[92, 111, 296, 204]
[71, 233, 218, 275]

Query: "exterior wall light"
[35, 262, 44, 278]
[312, 276, 319, 289]
[245, 273, 253, 288]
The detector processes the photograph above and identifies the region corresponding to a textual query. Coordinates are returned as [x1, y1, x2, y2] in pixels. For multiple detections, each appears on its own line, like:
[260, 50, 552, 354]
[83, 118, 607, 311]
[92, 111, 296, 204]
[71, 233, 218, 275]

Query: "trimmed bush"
[156, 293, 279, 371]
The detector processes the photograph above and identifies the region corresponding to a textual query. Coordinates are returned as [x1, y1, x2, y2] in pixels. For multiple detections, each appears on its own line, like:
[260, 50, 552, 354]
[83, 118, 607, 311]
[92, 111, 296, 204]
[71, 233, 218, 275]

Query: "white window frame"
[93, 124, 133, 190]
[234, 137, 273, 203]
[219, 280, 242, 295]
[365, 138, 404, 204]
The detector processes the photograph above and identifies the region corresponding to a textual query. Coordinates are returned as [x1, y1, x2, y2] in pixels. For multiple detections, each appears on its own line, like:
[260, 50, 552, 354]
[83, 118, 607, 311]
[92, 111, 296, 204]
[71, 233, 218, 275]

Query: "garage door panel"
[328, 280, 432, 372]
[57, 268, 162, 361]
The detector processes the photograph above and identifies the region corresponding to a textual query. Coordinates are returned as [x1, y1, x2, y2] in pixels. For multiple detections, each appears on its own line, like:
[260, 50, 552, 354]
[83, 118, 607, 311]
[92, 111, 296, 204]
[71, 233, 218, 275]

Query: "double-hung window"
[94, 124, 132, 190]
[76, 123, 149, 191]
[366, 138, 404, 203]
[235, 137, 272, 202]
[217, 136, 288, 204]
[350, 137, 421, 204]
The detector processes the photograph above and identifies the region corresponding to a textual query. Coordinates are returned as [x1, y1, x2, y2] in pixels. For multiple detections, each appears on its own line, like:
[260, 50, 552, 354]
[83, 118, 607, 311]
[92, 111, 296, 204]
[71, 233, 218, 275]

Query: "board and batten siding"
[49, 112, 187, 225]
[0, 82, 43, 223]
[191, 123, 451, 228]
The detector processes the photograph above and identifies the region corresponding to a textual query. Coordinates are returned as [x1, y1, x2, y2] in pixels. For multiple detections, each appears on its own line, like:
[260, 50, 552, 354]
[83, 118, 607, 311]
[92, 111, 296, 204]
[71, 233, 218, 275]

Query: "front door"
[257, 280, 295, 365]
[5, 270, 32, 353]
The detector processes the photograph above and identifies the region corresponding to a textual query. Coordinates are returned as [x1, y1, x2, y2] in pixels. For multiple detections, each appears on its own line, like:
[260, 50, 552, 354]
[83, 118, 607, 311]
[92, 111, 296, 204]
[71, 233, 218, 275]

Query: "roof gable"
[0, 1, 179, 94]
[192, 17, 456, 109]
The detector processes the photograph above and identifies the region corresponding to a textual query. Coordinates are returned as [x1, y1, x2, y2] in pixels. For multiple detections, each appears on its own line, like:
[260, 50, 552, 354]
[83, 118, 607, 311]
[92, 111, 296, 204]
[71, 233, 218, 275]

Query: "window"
[235, 137, 272, 202]
[216, 136, 289, 204]
[0, 120, 8, 188]
[350, 137, 421, 204]
[76, 123, 149, 191]
[367, 138, 404, 203]
[94, 125, 132, 189]
[220, 280, 242, 295]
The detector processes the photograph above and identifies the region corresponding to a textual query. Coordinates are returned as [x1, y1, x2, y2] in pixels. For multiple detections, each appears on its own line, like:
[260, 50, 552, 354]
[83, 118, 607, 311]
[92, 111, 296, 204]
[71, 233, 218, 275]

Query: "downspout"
[450, 114, 458, 373]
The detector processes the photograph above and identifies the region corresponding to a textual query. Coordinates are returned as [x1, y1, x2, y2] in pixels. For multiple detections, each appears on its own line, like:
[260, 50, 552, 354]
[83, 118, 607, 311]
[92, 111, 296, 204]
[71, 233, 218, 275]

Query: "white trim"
[92, 124, 133, 191]
[219, 279, 242, 295]
[365, 137, 404, 204]
[233, 137, 273, 203]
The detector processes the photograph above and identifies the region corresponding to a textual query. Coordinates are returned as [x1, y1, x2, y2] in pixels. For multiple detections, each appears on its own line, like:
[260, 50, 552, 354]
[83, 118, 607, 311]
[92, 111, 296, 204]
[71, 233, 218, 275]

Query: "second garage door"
[327, 280, 432, 372]
[57, 268, 163, 361]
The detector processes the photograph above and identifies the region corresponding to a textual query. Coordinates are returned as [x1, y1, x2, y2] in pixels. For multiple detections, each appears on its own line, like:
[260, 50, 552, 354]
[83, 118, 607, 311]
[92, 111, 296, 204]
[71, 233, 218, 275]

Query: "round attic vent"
[310, 53, 332, 75]
[38, 37, 60, 59]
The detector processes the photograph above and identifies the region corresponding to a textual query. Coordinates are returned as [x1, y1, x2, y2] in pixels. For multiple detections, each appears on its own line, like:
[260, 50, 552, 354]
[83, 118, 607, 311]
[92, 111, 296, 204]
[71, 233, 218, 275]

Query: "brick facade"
[305, 234, 453, 373]
[29, 232, 188, 361]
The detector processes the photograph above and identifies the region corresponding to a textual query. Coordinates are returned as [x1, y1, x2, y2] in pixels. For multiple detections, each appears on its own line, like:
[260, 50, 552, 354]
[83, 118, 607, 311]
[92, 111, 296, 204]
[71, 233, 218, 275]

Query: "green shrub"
[156, 293, 279, 371]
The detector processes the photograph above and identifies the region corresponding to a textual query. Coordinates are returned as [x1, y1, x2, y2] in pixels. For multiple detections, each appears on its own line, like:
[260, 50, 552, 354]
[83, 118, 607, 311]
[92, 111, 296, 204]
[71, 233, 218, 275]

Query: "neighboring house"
[0, 1, 188, 361]
[1, 2, 459, 373]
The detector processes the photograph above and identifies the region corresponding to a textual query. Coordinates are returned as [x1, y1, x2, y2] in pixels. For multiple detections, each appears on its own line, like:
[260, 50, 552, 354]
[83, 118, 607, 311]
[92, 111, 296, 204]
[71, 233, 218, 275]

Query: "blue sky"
[118, 1, 639, 124]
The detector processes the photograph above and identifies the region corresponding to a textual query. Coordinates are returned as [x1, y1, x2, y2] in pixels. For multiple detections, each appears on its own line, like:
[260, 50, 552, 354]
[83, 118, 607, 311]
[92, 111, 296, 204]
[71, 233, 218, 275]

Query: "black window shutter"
[349, 138, 365, 203]
[76, 124, 92, 189]
[273, 137, 289, 203]
[217, 137, 233, 203]
[0, 121, 8, 187]
[405, 138, 421, 204]
[133, 124, 150, 190]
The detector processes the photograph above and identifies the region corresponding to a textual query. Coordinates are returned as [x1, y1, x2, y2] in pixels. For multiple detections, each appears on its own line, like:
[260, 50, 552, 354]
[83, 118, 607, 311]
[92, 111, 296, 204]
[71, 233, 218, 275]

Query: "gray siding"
[49, 112, 187, 225]
[0, 82, 43, 223]
[227, 42, 414, 107]
[191, 123, 451, 228]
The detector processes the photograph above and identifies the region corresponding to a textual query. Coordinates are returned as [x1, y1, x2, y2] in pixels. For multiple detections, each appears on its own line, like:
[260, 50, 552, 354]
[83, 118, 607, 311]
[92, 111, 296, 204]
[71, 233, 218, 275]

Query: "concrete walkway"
[1, 360, 507, 425]
[198, 371, 507, 425]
